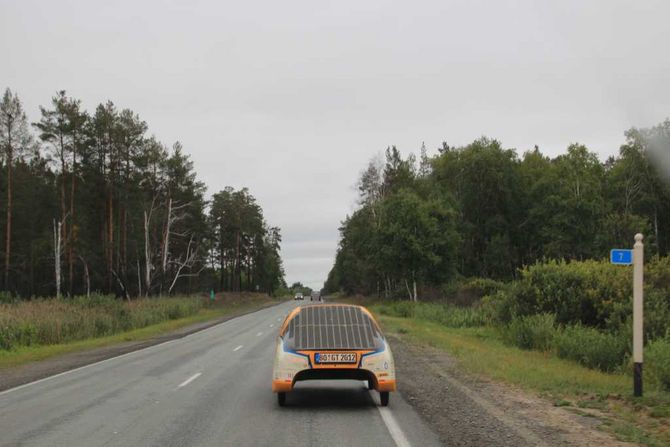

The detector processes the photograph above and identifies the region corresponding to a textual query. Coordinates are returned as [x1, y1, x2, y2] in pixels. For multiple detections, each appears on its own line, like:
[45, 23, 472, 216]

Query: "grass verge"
[0, 294, 281, 370]
[370, 307, 670, 447]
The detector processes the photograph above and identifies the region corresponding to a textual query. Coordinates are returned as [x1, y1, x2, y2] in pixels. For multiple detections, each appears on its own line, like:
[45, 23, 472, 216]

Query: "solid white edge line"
[0, 301, 293, 397]
[372, 392, 412, 447]
[177, 372, 202, 388]
[233, 345, 243, 351]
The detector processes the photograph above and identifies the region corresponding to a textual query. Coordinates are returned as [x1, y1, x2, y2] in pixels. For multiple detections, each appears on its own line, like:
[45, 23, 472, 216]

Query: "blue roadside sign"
[610, 249, 633, 265]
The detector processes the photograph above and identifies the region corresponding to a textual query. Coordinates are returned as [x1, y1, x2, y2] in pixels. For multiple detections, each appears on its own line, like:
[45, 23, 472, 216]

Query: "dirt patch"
[388, 333, 636, 447]
[0, 298, 283, 392]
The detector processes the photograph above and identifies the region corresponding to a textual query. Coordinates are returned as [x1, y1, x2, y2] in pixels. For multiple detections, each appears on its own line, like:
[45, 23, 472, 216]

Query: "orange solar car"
[272, 303, 396, 407]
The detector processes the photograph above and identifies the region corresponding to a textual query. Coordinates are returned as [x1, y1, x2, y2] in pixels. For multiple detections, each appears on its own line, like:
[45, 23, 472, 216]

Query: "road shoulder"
[388, 333, 634, 447]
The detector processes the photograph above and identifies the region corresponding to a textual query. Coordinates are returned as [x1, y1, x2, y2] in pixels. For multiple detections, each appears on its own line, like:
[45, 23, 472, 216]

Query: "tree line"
[325, 120, 670, 299]
[0, 88, 285, 298]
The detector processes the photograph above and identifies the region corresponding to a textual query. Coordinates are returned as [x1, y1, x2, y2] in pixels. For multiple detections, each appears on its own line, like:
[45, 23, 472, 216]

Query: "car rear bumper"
[272, 368, 396, 393]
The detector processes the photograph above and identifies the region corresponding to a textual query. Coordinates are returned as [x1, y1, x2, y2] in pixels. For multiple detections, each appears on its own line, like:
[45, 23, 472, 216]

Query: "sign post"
[610, 234, 644, 397]
[633, 233, 644, 397]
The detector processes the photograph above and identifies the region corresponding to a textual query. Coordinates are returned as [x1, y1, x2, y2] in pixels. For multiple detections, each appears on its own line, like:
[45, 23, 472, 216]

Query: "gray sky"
[2, 0, 669, 289]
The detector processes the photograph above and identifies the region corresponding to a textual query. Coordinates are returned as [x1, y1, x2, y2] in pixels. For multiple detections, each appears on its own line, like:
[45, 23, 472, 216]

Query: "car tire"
[278, 392, 286, 406]
[380, 391, 389, 406]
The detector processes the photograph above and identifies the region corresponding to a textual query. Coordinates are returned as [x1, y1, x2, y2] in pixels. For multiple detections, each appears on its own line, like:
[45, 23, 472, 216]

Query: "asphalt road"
[0, 301, 441, 447]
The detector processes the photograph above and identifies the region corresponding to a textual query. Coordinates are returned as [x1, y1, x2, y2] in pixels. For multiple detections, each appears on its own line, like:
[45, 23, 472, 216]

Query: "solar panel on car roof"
[284, 305, 381, 350]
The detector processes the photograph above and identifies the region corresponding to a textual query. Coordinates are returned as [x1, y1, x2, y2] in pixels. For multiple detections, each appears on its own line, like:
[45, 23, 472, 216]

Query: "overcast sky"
[2, 0, 669, 289]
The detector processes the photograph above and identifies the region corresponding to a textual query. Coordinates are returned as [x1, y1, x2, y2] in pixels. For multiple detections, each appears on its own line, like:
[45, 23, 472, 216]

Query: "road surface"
[0, 301, 441, 447]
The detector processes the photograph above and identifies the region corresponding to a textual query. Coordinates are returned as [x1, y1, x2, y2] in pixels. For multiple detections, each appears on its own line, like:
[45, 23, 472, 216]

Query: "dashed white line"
[178, 372, 202, 388]
[233, 345, 243, 351]
[256, 331, 263, 337]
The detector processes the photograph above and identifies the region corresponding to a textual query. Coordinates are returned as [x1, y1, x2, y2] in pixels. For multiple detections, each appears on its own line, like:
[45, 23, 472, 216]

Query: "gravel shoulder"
[0, 300, 283, 392]
[388, 333, 636, 447]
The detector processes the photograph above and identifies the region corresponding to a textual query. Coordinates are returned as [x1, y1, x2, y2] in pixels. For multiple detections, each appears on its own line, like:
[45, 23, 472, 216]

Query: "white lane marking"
[372, 392, 412, 447]
[0, 300, 293, 396]
[178, 372, 202, 388]
[256, 331, 263, 337]
[269, 324, 274, 328]
[233, 345, 243, 351]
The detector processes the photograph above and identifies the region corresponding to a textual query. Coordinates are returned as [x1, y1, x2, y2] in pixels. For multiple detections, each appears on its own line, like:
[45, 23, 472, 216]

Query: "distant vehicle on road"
[310, 291, 321, 301]
[272, 303, 396, 407]
[294, 292, 303, 300]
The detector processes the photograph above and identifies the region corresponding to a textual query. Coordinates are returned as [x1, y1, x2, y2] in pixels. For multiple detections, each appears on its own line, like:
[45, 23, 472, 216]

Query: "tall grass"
[502, 313, 556, 351]
[554, 325, 629, 372]
[647, 338, 670, 391]
[375, 301, 490, 328]
[0, 295, 206, 350]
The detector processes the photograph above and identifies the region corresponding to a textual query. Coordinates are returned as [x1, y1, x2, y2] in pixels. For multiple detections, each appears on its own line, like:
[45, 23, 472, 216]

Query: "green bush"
[502, 314, 556, 351]
[443, 278, 505, 307]
[521, 260, 631, 328]
[487, 258, 670, 340]
[482, 282, 538, 325]
[554, 324, 628, 372]
[646, 338, 670, 391]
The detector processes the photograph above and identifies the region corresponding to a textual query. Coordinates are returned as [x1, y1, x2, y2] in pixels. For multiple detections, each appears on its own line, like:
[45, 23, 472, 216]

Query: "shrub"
[443, 278, 505, 307]
[509, 257, 670, 336]
[646, 338, 670, 391]
[554, 325, 628, 372]
[502, 314, 556, 351]
[521, 260, 631, 328]
[482, 282, 538, 325]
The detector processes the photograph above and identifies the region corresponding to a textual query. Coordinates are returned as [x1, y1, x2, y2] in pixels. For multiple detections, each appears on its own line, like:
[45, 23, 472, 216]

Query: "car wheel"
[278, 392, 286, 407]
[380, 391, 389, 406]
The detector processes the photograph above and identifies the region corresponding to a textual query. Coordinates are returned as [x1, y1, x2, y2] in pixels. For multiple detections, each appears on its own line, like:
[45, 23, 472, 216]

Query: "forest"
[325, 119, 670, 300]
[0, 88, 285, 299]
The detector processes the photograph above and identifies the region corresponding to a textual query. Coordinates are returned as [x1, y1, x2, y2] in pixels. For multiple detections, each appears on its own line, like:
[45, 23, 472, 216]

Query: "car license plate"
[315, 352, 357, 364]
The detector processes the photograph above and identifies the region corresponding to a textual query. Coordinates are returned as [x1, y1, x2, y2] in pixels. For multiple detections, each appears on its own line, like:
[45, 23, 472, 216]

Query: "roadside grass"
[373, 313, 670, 447]
[0, 294, 281, 370]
